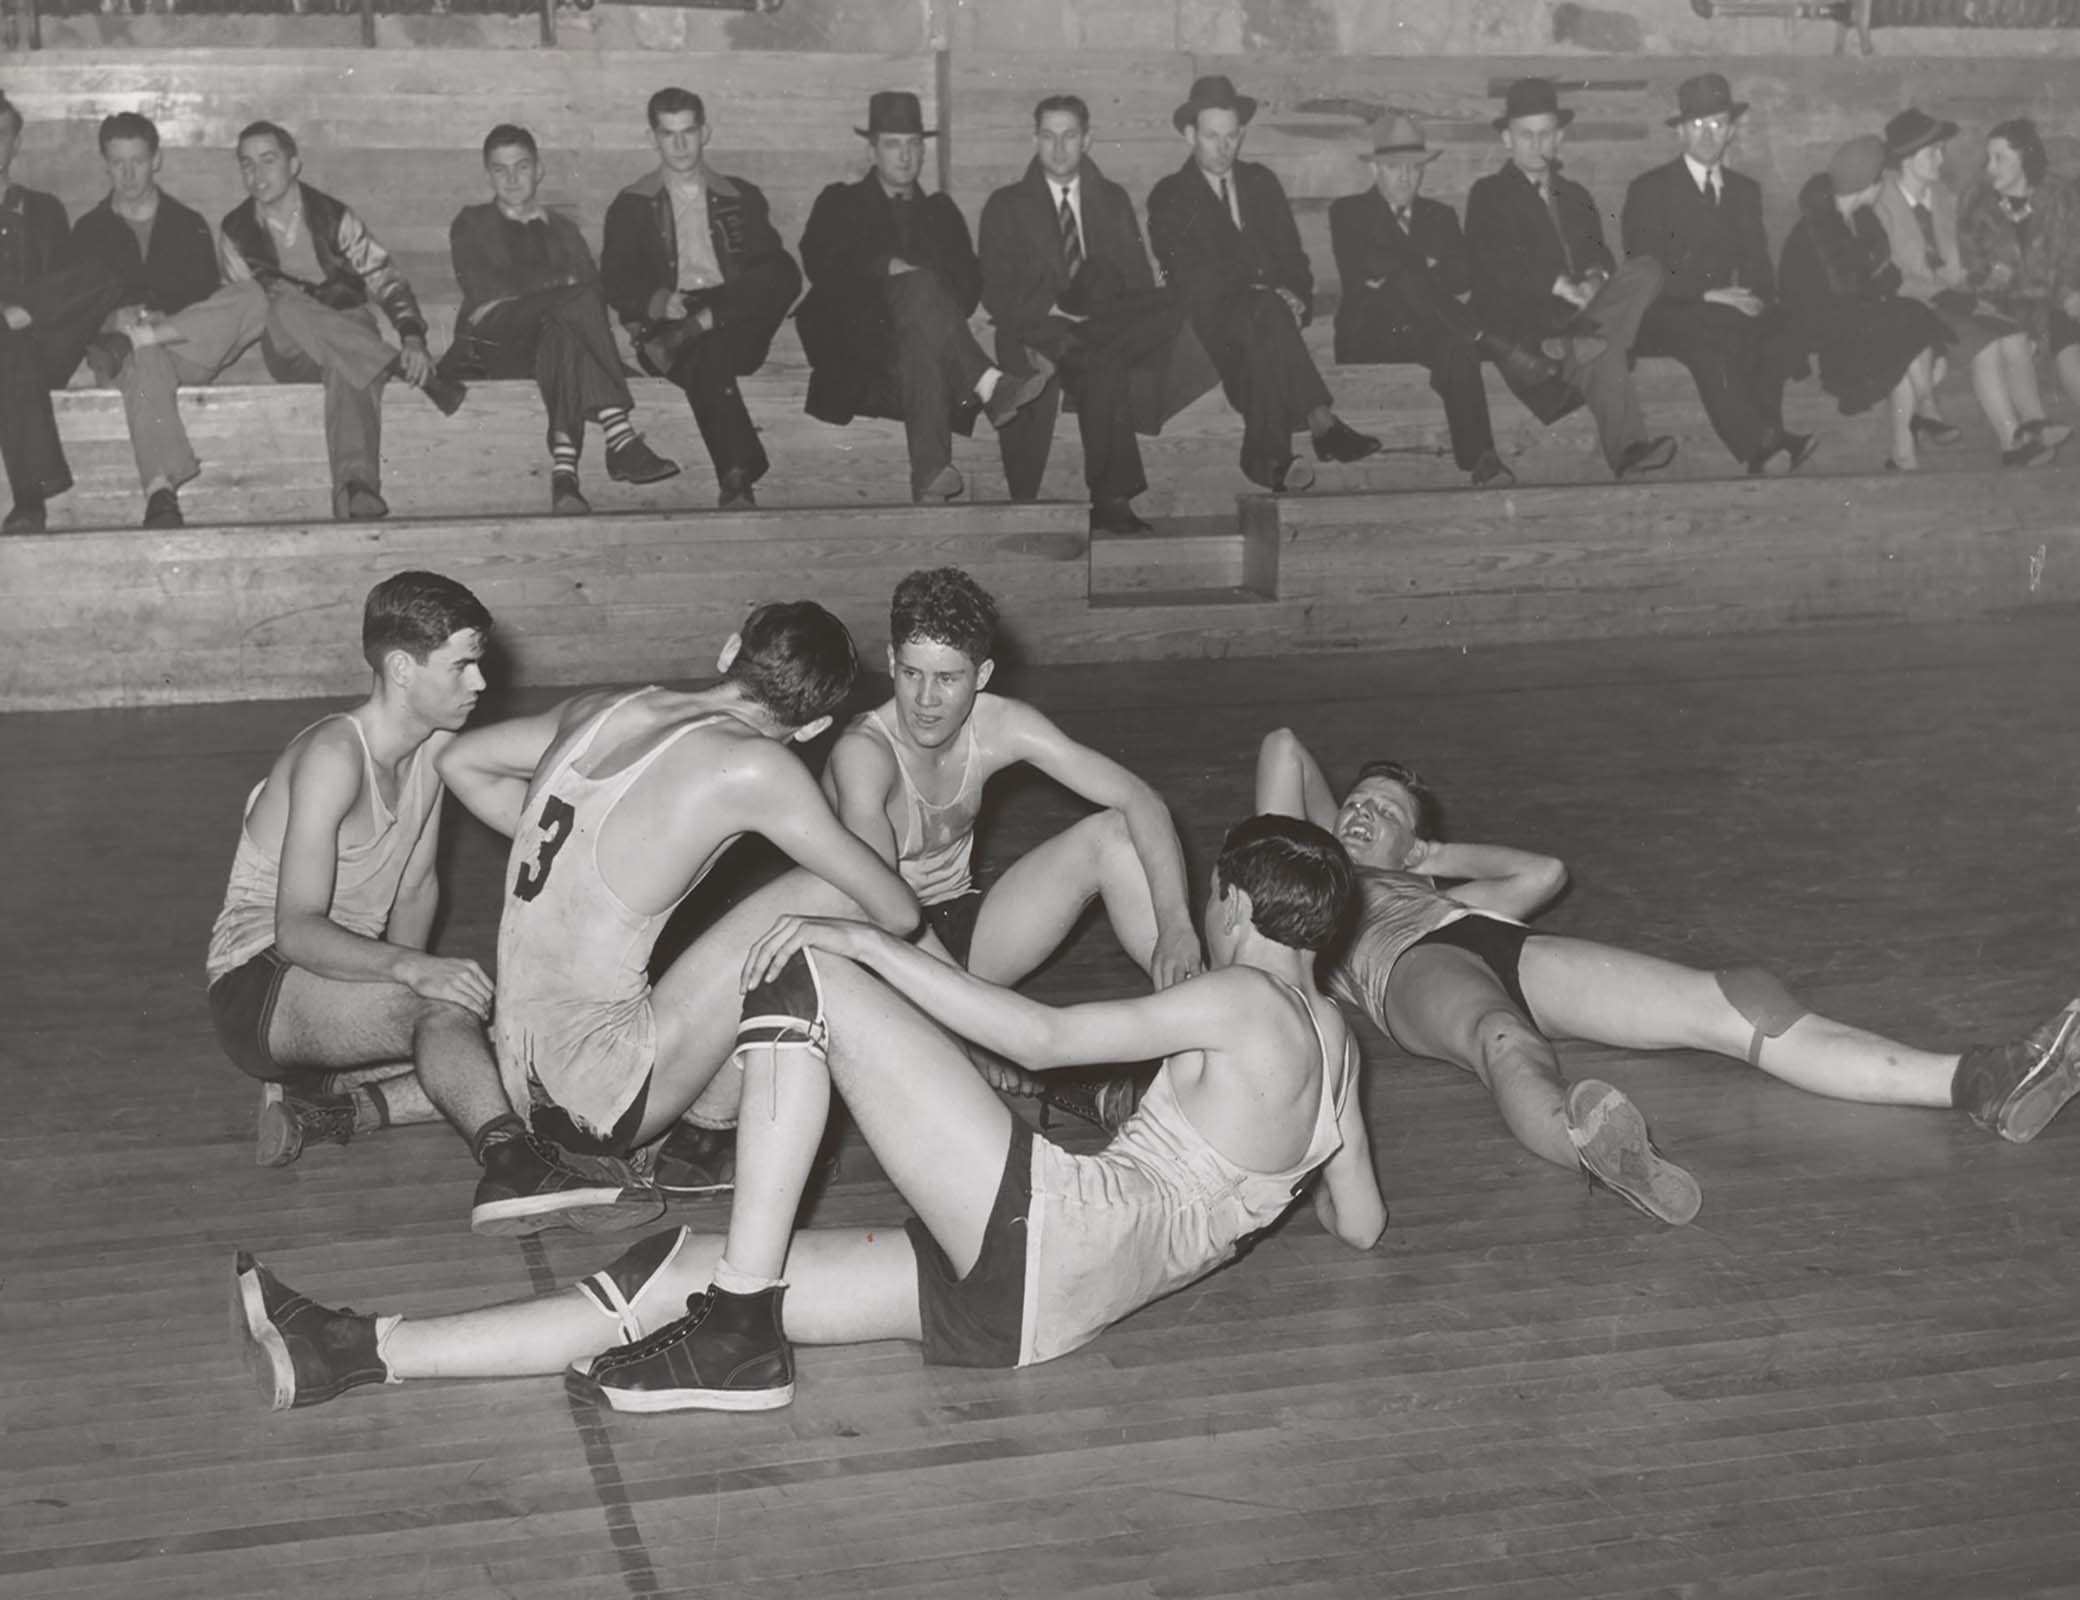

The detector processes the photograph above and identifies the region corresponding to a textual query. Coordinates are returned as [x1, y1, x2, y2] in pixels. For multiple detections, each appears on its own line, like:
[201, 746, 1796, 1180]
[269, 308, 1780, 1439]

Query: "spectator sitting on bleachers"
[1874, 107, 2068, 469]
[0, 91, 125, 535]
[1463, 78, 1675, 482]
[599, 88, 799, 512]
[441, 123, 677, 518]
[1778, 135, 1952, 473]
[799, 91, 1047, 505]
[1330, 111, 1563, 491]
[68, 112, 223, 529]
[1147, 75, 1380, 494]
[1622, 74, 1815, 478]
[218, 119, 465, 522]
[1958, 117, 2080, 428]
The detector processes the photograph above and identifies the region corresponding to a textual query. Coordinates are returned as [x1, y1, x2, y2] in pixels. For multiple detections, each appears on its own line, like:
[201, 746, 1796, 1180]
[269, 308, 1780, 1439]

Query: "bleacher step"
[1089, 513, 1255, 597]
[1086, 584, 1277, 611]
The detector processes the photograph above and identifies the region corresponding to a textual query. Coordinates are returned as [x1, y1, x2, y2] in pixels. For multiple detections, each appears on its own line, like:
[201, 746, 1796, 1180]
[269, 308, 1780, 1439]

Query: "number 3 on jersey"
[513, 795, 576, 903]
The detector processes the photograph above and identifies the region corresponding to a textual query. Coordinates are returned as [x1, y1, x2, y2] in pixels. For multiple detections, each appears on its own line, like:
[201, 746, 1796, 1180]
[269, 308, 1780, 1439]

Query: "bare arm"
[727, 744, 921, 937]
[1414, 840, 1567, 920]
[383, 783, 448, 952]
[999, 701, 1202, 986]
[437, 702, 576, 839]
[1311, 1071, 1388, 1249]
[1255, 727, 1340, 831]
[821, 731, 904, 870]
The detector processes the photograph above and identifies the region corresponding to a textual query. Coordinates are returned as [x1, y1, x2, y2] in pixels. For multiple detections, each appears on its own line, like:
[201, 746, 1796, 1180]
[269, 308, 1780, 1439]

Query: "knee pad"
[1715, 966, 1810, 1066]
[733, 950, 830, 1068]
[577, 1226, 693, 1343]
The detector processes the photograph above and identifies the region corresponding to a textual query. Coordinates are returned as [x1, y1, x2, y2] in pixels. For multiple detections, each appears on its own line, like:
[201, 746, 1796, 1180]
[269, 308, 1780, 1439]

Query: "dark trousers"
[0, 262, 123, 506]
[1634, 298, 1792, 463]
[997, 290, 1183, 504]
[1337, 269, 1491, 471]
[887, 269, 992, 496]
[637, 265, 798, 489]
[1194, 288, 1333, 486]
[443, 284, 632, 448]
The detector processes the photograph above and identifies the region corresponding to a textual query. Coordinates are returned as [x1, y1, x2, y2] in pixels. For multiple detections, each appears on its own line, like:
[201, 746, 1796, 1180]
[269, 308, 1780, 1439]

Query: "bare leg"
[1516, 936, 1957, 1106]
[1888, 368, 1919, 468]
[2000, 333, 2049, 425]
[966, 810, 1160, 987]
[319, 1062, 437, 1125]
[1971, 341, 2021, 447]
[2055, 345, 2080, 411]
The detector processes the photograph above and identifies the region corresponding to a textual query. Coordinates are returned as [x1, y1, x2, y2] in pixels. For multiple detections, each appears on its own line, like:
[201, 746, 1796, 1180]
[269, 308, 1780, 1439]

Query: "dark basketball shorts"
[1406, 914, 1536, 1021]
[923, 891, 983, 966]
[905, 1114, 1034, 1368]
[207, 945, 294, 1081]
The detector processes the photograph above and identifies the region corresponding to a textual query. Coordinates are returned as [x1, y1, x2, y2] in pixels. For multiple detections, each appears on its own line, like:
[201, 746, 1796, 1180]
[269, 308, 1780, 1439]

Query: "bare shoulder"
[828, 717, 900, 787]
[975, 692, 1056, 760]
[282, 715, 365, 791]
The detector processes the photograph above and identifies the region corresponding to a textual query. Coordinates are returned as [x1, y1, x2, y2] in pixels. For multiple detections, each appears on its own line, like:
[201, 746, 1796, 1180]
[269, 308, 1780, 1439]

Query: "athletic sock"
[712, 1257, 784, 1296]
[549, 431, 580, 482]
[143, 474, 171, 498]
[350, 1084, 391, 1135]
[470, 1111, 527, 1166]
[372, 1314, 402, 1377]
[596, 408, 636, 454]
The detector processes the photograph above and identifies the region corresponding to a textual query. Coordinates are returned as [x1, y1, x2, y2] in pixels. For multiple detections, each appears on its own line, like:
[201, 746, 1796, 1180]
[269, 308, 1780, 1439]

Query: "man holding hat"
[1465, 78, 1677, 480]
[1622, 73, 1816, 476]
[798, 90, 1049, 504]
[1331, 111, 1562, 489]
[1147, 75, 1381, 493]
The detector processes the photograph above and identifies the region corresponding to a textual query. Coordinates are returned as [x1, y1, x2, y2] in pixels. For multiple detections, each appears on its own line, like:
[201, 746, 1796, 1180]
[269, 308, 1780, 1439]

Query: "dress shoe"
[1469, 449, 1515, 489]
[605, 435, 680, 485]
[142, 487, 184, 529]
[2003, 436, 2059, 468]
[1273, 456, 1315, 493]
[550, 476, 592, 516]
[1479, 333, 1560, 390]
[2, 494, 46, 535]
[84, 332, 133, 386]
[1615, 436, 1677, 480]
[1780, 431, 1820, 473]
[1311, 419, 1382, 464]
[423, 373, 467, 417]
[915, 464, 965, 503]
[984, 366, 1050, 429]
[334, 481, 389, 522]
[1909, 414, 1963, 448]
[1089, 499, 1153, 534]
[717, 468, 758, 510]
[2019, 419, 2072, 451]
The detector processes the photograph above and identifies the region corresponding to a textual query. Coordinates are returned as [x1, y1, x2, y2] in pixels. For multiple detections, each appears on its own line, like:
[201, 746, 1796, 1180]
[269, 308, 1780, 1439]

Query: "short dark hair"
[1034, 95, 1091, 133]
[99, 112, 160, 156]
[1215, 815, 1356, 953]
[236, 120, 298, 161]
[0, 94, 22, 138]
[1989, 117, 2049, 187]
[483, 123, 538, 163]
[726, 600, 859, 726]
[647, 87, 705, 130]
[1352, 758, 1438, 836]
[889, 567, 998, 664]
[362, 571, 493, 672]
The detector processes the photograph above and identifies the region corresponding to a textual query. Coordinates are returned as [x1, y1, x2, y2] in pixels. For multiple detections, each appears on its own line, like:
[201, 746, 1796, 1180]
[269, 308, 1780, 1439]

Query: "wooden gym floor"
[6, 616, 2080, 1599]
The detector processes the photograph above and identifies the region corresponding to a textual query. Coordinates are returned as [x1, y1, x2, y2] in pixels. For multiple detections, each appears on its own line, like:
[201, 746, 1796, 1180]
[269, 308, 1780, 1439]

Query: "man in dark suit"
[1147, 75, 1379, 493]
[798, 91, 1046, 504]
[599, 88, 792, 511]
[1464, 78, 1676, 481]
[979, 94, 1191, 533]
[1622, 73, 1815, 475]
[1331, 113, 1564, 489]
[0, 92, 125, 534]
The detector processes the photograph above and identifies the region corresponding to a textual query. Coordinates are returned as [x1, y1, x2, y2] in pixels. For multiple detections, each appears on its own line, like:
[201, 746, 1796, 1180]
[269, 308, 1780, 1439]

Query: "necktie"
[1911, 201, 1943, 275]
[1704, 174, 1721, 208]
[1538, 175, 1575, 276]
[1058, 188, 1083, 277]
[1220, 176, 1235, 227]
[1394, 206, 1412, 232]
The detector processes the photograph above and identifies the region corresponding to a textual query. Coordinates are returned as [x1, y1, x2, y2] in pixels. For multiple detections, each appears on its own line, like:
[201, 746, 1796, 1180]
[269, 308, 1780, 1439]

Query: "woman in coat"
[1958, 117, 2080, 418]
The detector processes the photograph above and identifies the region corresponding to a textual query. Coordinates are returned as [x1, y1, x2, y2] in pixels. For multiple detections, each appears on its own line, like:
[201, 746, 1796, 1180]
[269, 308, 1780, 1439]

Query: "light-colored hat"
[1368, 112, 1440, 166]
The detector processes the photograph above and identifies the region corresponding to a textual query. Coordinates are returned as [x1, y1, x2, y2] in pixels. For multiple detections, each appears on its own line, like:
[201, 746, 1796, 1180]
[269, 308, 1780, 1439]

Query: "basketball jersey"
[493, 689, 732, 1137]
[205, 714, 440, 983]
[1328, 865, 1475, 1024]
[1021, 977, 1354, 1365]
[853, 707, 985, 905]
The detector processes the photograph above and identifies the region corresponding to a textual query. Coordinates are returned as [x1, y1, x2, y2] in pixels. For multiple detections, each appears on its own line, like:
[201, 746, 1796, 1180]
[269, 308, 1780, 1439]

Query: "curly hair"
[889, 567, 998, 664]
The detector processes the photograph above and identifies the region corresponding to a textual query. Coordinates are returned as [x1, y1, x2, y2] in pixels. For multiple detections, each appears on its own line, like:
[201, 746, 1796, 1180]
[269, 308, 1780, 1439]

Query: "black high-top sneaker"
[255, 1082, 357, 1168]
[471, 1132, 666, 1237]
[234, 1252, 394, 1412]
[1955, 1000, 2080, 1144]
[573, 1284, 795, 1414]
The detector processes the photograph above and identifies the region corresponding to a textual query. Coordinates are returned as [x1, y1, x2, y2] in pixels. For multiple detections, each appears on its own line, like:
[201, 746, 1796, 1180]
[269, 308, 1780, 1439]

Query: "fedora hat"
[1667, 73, 1748, 127]
[856, 90, 937, 139]
[1173, 74, 1257, 134]
[1492, 79, 1575, 132]
[1883, 106, 1959, 162]
[1367, 111, 1440, 166]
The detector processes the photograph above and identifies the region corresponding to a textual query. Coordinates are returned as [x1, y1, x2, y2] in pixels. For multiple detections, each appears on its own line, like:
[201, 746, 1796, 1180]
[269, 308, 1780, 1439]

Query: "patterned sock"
[596, 408, 636, 454]
[470, 1111, 527, 1165]
[550, 431, 580, 482]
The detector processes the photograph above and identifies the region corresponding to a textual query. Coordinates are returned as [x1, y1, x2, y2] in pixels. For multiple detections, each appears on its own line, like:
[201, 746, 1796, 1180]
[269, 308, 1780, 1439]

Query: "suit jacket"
[1146, 156, 1313, 334]
[1330, 187, 1468, 360]
[1464, 162, 1615, 347]
[598, 167, 799, 351]
[1872, 178, 1969, 303]
[70, 191, 219, 317]
[1621, 158, 1776, 305]
[979, 156, 1156, 352]
[797, 172, 982, 425]
[0, 184, 72, 303]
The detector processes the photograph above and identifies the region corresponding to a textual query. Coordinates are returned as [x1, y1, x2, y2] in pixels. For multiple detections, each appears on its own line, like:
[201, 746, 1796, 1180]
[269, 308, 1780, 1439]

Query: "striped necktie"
[1058, 187, 1083, 277]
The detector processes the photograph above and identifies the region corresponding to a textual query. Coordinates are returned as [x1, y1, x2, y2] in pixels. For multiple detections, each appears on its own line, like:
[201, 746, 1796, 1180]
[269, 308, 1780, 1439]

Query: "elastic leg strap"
[1715, 966, 1810, 1067]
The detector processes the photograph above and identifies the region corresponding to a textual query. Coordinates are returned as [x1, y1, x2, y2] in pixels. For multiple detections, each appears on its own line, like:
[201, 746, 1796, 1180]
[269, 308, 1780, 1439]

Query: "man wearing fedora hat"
[1148, 74, 1381, 493]
[1465, 78, 1677, 480]
[1622, 73, 1816, 476]
[797, 90, 1049, 504]
[1331, 111, 1563, 490]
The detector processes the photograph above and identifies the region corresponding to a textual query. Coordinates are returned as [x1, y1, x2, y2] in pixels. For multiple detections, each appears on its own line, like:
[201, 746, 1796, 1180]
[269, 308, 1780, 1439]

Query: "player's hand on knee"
[1149, 927, 1205, 990]
[401, 952, 495, 1019]
[740, 914, 867, 993]
[967, 1045, 1038, 1097]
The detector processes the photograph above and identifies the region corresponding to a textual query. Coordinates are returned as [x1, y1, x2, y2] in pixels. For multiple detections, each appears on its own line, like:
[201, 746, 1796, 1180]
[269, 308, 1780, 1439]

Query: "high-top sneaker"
[255, 1081, 357, 1168]
[234, 1252, 394, 1412]
[1954, 1000, 2080, 1144]
[471, 1132, 666, 1237]
[1565, 1079, 1702, 1226]
[573, 1284, 794, 1414]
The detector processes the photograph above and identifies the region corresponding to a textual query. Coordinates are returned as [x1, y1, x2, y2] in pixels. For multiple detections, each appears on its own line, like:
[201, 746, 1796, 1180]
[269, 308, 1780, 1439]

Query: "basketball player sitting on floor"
[1255, 727, 2080, 1224]
[235, 814, 1387, 1411]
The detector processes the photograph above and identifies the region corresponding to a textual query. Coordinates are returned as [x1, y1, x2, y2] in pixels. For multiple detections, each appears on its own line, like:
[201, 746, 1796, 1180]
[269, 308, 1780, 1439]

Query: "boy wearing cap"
[1464, 78, 1676, 481]
[1621, 73, 1816, 477]
[1147, 75, 1381, 494]
[1331, 112, 1561, 489]
[797, 91, 1048, 505]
